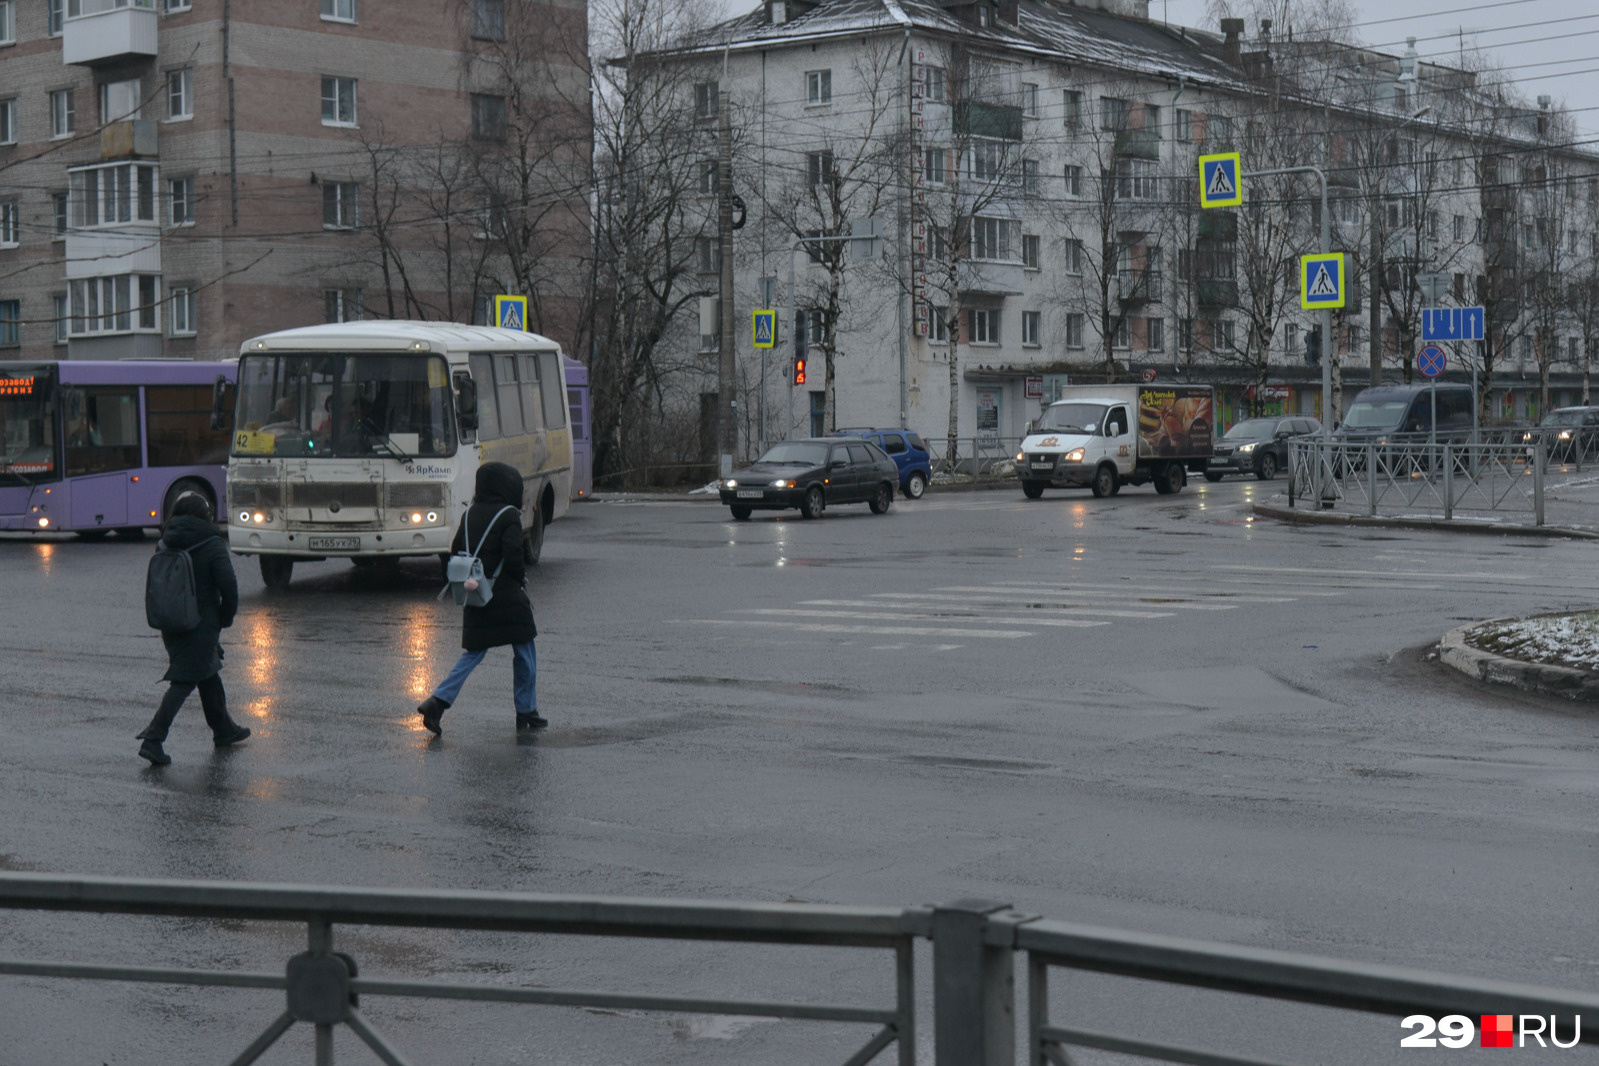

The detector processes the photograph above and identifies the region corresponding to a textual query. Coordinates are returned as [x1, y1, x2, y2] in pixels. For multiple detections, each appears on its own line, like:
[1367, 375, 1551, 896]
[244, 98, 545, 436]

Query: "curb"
[582, 479, 1020, 504]
[1439, 620, 1599, 701]
[1250, 503, 1599, 540]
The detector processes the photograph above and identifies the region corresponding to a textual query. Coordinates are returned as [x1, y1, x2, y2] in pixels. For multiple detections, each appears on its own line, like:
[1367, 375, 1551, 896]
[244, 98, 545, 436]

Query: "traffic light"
[793, 357, 807, 385]
[1305, 327, 1322, 366]
[794, 309, 808, 361]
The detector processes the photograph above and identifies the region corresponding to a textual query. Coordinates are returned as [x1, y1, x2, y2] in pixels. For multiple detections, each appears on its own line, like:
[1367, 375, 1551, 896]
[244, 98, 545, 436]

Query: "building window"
[1115, 158, 1158, 200]
[807, 150, 835, 187]
[1022, 310, 1041, 347]
[806, 308, 827, 346]
[970, 139, 1005, 182]
[52, 192, 68, 236]
[1176, 108, 1192, 141]
[929, 225, 947, 262]
[930, 305, 949, 343]
[471, 93, 506, 140]
[694, 81, 717, 120]
[1022, 233, 1040, 269]
[1179, 318, 1194, 351]
[322, 181, 359, 229]
[1208, 114, 1233, 145]
[1147, 318, 1164, 352]
[47, 0, 63, 35]
[1063, 164, 1082, 197]
[320, 0, 356, 22]
[1100, 96, 1129, 132]
[52, 294, 67, 343]
[69, 165, 154, 235]
[0, 301, 17, 347]
[696, 235, 720, 274]
[1021, 158, 1039, 195]
[1284, 323, 1298, 356]
[1112, 318, 1130, 350]
[164, 0, 192, 11]
[970, 308, 1000, 345]
[166, 69, 192, 121]
[805, 69, 831, 105]
[324, 287, 363, 323]
[926, 67, 946, 103]
[1063, 238, 1083, 274]
[470, 0, 504, 39]
[168, 285, 195, 335]
[1065, 313, 1084, 349]
[699, 159, 718, 195]
[0, 3, 13, 46]
[168, 176, 193, 226]
[320, 76, 357, 126]
[1143, 103, 1161, 136]
[923, 147, 945, 185]
[809, 391, 825, 438]
[803, 228, 825, 264]
[0, 99, 15, 145]
[1062, 89, 1082, 128]
[50, 89, 75, 138]
[68, 275, 160, 335]
[0, 201, 18, 246]
[1213, 319, 1235, 350]
[971, 216, 1016, 261]
[1021, 82, 1038, 117]
[100, 78, 141, 123]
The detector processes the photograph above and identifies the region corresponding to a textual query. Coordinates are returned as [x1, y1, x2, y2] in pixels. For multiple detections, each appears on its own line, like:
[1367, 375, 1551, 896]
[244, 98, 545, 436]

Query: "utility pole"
[1369, 190, 1382, 388]
[717, 88, 737, 478]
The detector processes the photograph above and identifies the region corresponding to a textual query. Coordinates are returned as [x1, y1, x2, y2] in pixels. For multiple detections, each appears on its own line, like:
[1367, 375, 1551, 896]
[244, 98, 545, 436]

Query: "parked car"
[1205, 416, 1320, 481]
[719, 437, 899, 520]
[830, 427, 933, 499]
[1523, 406, 1599, 462]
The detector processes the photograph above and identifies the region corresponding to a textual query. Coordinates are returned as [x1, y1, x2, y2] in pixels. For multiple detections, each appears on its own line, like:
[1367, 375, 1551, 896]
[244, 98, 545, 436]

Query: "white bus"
[224, 322, 573, 590]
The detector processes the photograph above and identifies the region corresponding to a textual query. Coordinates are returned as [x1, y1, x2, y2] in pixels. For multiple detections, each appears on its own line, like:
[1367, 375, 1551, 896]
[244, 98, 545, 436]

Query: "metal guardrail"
[923, 436, 1023, 477]
[4, 875, 1599, 1064]
[1287, 431, 1547, 525]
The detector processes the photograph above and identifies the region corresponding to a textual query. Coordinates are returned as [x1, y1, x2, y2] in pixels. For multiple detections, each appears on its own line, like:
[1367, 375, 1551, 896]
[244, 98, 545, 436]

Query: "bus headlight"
[252, 512, 266, 524]
[426, 512, 438, 523]
[411, 512, 423, 524]
[239, 511, 250, 523]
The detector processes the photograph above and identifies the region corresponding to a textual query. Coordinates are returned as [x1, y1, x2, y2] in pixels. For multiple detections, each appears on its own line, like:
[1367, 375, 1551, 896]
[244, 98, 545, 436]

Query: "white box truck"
[1017, 384, 1215, 498]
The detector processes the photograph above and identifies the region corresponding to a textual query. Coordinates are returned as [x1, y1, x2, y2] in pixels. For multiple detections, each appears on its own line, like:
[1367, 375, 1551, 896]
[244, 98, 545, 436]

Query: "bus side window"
[64, 387, 141, 476]
[518, 353, 545, 431]
[538, 352, 566, 429]
[148, 385, 232, 466]
[494, 353, 525, 436]
[469, 354, 500, 440]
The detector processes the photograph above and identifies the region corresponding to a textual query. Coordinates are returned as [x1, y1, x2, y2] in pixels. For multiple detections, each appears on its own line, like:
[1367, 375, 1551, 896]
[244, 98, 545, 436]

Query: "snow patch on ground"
[1466, 612, 1599, 672]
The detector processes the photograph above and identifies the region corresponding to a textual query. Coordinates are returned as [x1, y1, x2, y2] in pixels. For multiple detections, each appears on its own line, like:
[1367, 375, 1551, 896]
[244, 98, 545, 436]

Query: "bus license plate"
[736, 490, 763, 499]
[308, 537, 360, 551]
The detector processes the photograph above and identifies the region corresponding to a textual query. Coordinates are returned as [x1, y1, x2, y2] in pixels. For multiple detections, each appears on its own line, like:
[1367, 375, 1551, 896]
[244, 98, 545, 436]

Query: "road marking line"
[666, 619, 1038, 638]
[977, 580, 1347, 597]
[802, 597, 1175, 619]
[1209, 564, 1533, 581]
[923, 588, 1236, 611]
[736, 608, 1112, 628]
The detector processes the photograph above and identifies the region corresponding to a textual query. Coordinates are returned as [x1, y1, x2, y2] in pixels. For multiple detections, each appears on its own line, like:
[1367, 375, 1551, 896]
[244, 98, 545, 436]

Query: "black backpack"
[145, 538, 212, 633]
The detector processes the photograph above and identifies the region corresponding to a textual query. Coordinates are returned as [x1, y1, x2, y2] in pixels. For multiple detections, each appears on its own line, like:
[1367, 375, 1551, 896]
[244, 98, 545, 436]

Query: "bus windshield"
[0, 367, 58, 484]
[233, 353, 457, 459]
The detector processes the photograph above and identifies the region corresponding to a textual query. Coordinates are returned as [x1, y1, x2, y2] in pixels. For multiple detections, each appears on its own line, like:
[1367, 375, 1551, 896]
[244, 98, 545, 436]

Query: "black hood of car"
[731, 461, 823, 480]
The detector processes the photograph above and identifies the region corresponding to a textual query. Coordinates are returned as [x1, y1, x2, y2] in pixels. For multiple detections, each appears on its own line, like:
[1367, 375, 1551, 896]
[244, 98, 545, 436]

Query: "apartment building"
[677, 0, 1599, 443]
[0, 0, 589, 363]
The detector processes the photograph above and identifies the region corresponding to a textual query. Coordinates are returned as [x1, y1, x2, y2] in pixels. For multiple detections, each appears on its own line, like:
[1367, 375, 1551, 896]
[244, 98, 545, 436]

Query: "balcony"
[1117, 269, 1163, 305]
[62, 0, 157, 66]
[65, 229, 161, 279]
[958, 259, 1025, 297]
[101, 120, 157, 160]
[1196, 279, 1239, 308]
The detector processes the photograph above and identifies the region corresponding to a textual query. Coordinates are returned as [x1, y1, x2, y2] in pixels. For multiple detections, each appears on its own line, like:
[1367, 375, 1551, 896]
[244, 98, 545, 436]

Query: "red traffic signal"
[793, 358, 807, 385]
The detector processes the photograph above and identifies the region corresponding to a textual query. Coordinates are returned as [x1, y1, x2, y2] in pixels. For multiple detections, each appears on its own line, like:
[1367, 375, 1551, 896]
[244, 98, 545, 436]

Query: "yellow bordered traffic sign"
[493, 294, 528, 331]
[1300, 253, 1346, 310]
[1198, 152, 1243, 209]
[752, 309, 776, 348]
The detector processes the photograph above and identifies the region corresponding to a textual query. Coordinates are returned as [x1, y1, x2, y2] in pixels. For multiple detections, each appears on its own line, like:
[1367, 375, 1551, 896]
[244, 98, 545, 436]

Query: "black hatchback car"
[719, 438, 899, 520]
[1205, 416, 1321, 481]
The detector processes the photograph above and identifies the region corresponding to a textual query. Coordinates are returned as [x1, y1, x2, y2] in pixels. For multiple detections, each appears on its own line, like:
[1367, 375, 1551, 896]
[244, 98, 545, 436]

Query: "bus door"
[63, 386, 140, 528]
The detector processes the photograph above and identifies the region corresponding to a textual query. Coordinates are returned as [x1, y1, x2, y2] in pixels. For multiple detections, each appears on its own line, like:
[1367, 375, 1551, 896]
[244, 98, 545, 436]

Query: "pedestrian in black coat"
[417, 461, 543, 734]
[136, 492, 251, 765]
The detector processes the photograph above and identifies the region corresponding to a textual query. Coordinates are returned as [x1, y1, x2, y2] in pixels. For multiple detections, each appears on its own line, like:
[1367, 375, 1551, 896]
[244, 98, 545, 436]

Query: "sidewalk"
[1251, 474, 1599, 540]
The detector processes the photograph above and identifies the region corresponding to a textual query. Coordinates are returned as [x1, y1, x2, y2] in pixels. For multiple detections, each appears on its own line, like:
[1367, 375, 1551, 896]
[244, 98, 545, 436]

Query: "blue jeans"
[432, 641, 536, 713]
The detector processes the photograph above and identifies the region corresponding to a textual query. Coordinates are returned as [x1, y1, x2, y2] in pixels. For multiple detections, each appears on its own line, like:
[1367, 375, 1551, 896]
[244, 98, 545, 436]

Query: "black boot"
[418, 696, 449, 735]
[138, 739, 171, 766]
[213, 725, 252, 748]
[516, 711, 548, 731]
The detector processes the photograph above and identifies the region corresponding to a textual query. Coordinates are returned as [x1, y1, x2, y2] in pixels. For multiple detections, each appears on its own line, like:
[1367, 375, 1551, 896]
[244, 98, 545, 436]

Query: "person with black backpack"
[417, 461, 543, 735]
[137, 492, 250, 766]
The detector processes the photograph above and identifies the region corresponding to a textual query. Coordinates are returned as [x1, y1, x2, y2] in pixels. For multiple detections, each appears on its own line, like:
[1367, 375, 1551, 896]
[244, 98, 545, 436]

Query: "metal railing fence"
[5, 876, 1599, 1065]
[1287, 432, 1547, 525]
[922, 436, 1023, 477]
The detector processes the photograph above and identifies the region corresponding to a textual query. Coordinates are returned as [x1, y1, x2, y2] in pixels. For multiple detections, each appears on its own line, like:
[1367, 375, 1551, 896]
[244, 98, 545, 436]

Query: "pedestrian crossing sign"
[752, 309, 776, 348]
[1299, 253, 1346, 309]
[493, 294, 528, 331]
[1198, 152, 1243, 209]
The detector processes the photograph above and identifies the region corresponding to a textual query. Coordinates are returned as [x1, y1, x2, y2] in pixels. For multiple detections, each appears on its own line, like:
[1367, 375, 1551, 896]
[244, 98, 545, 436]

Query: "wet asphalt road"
[4, 476, 1599, 1064]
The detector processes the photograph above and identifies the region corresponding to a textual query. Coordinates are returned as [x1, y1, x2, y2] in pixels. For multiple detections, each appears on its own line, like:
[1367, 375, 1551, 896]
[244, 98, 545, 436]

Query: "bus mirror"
[210, 376, 228, 431]
[453, 373, 479, 431]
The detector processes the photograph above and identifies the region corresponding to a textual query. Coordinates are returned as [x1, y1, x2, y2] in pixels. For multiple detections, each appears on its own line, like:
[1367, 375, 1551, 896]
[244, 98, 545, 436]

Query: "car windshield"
[0, 368, 58, 485]
[1542, 410, 1586, 427]
[234, 353, 457, 459]
[1341, 400, 1409, 429]
[1036, 403, 1106, 434]
[1223, 419, 1278, 440]
[757, 442, 829, 466]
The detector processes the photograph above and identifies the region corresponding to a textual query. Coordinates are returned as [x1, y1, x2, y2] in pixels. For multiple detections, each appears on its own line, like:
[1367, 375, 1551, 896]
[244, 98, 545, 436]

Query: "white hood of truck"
[1021, 432, 1095, 453]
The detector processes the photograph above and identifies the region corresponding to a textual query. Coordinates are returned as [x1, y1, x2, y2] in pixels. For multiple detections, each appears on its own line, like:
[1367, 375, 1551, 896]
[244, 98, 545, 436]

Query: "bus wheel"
[261, 556, 293, 591]
[525, 507, 545, 566]
[77, 529, 110, 541]
[113, 527, 147, 539]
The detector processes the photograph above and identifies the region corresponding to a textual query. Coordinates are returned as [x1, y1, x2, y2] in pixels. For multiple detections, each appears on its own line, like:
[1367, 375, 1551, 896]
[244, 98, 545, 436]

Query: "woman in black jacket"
[136, 492, 251, 765]
[417, 461, 542, 734]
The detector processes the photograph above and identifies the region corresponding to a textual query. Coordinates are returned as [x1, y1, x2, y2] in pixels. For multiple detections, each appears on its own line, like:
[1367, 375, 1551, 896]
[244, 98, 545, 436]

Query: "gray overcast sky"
[1159, 0, 1599, 137]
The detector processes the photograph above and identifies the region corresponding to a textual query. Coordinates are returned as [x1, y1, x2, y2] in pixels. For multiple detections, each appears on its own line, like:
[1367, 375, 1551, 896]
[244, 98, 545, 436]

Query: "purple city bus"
[563, 355, 592, 500]
[0, 360, 235, 538]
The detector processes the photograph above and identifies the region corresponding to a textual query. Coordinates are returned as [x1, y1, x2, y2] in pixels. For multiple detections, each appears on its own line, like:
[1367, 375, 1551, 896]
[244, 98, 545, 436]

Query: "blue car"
[830, 428, 933, 499]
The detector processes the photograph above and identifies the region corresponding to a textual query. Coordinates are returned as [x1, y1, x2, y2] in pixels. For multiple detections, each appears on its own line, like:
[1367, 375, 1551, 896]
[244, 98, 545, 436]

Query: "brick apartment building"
[0, 0, 589, 363]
